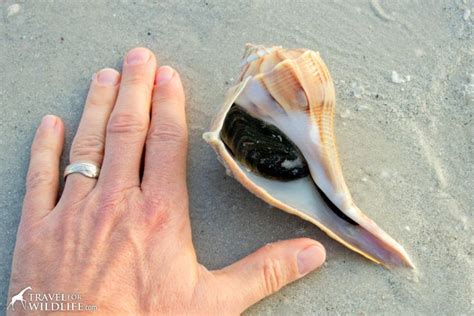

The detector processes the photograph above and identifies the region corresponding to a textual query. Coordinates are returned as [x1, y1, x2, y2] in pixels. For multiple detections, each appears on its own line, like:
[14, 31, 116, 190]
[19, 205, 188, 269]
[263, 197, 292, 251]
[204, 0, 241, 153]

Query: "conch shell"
[203, 44, 413, 268]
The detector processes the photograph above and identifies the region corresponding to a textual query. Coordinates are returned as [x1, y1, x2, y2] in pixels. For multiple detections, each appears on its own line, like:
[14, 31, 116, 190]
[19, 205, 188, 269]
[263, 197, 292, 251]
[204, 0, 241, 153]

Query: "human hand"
[8, 48, 326, 315]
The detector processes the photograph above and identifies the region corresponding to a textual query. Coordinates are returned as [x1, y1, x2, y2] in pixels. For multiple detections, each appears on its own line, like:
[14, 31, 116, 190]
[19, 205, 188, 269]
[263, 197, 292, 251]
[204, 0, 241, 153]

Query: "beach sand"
[1, 0, 472, 314]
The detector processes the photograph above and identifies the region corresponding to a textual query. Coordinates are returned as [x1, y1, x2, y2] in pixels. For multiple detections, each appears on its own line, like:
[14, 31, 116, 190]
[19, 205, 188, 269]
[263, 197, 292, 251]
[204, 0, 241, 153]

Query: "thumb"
[214, 238, 326, 312]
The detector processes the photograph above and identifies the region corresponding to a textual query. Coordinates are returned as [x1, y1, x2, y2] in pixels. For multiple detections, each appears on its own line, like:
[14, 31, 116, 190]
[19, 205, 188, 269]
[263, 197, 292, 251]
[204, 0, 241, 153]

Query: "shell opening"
[221, 104, 359, 226]
[221, 104, 308, 180]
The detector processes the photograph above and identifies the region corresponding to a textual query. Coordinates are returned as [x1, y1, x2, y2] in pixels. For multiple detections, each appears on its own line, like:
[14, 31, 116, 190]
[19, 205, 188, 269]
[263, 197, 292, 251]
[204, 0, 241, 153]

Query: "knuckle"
[145, 193, 171, 215]
[94, 185, 141, 217]
[107, 113, 148, 135]
[121, 76, 153, 92]
[26, 169, 53, 191]
[261, 257, 286, 295]
[148, 122, 187, 147]
[152, 89, 184, 105]
[96, 184, 127, 207]
[143, 194, 173, 225]
[94, 189, 125, 220]
[71, 133, 104, 161]
[86, 94, 114, 109]
[97, 195, 119, 215]
[31, 140, 56, 156]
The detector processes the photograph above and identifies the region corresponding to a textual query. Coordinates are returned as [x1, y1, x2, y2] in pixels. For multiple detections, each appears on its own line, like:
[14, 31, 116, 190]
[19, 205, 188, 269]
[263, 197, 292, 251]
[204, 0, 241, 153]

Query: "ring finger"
[62, 68, 120, 200]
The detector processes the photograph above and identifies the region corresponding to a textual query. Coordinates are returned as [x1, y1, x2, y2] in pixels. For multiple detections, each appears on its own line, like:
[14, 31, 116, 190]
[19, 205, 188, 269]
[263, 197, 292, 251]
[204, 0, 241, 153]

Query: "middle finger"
[99, 47, 157, 188]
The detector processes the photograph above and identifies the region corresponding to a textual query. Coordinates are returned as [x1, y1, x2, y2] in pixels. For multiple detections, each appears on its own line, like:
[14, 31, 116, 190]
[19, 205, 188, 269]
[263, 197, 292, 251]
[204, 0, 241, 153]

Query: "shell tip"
[202, 132, 212, 142]
[203, 131, 219, 144]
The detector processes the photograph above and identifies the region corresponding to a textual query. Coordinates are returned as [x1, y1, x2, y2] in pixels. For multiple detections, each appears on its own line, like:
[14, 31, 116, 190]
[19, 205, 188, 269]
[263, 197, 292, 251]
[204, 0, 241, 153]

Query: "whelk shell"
[203, 44, 414, 268]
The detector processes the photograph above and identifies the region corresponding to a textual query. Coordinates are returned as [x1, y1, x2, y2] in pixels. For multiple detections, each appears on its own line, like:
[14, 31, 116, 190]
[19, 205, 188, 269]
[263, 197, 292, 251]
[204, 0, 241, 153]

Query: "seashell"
[203, 44, 414, 268]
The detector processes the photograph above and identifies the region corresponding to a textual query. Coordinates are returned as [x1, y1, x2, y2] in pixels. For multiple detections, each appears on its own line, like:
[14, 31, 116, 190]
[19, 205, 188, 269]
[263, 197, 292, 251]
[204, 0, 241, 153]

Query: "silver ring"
[64, 162, 101, 179]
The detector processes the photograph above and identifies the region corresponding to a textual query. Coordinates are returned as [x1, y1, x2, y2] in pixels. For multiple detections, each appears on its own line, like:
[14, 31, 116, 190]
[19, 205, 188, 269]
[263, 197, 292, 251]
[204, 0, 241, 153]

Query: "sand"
[0, 0, 472, 314]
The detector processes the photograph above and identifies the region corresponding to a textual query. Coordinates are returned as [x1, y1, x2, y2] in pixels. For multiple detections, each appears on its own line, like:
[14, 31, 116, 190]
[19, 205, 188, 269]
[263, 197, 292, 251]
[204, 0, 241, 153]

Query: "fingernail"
[96, 68, 120, 85]
[126, 48, 150, 65]
[297, 244, 326, 275]
[155, 66, 174, 85]
[41, 115, 57, 129]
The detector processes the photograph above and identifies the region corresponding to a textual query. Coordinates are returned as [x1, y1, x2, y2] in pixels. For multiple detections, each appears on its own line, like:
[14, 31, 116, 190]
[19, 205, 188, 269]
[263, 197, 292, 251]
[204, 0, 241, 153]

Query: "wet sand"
[1, 0, 472, 314]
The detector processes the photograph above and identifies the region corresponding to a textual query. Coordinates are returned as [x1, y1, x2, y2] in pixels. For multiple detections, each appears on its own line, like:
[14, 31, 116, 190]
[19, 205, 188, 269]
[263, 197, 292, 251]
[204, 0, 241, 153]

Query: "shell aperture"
[221, 104, 309, 181]
[221, 104, 359, 226]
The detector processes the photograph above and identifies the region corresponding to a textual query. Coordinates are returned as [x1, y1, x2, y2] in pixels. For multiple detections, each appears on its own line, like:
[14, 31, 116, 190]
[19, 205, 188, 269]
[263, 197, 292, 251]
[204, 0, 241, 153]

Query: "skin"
[7, 48, 326, 315]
